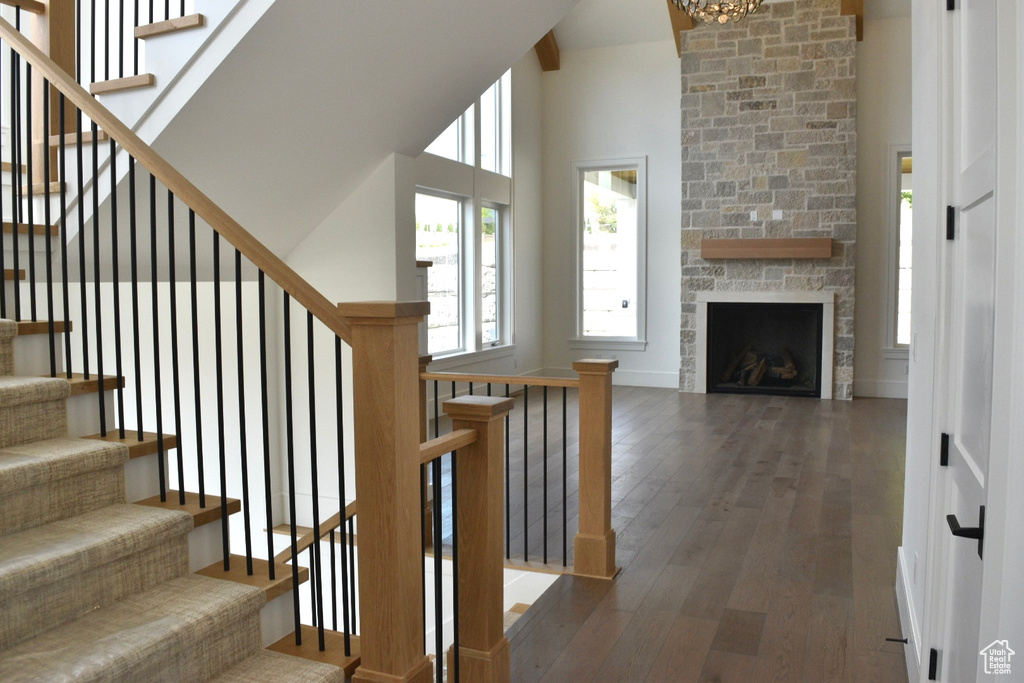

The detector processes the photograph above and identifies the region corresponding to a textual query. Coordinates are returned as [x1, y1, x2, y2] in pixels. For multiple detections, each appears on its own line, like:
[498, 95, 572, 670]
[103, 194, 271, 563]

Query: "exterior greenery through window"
[895, 152, 912, 347]
[572, 159, 647, 348]
[417, 70, 512, 358]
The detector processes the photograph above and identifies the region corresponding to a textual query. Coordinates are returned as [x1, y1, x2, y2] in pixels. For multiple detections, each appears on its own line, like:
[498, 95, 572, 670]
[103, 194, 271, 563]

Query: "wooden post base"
[573, 529, 618, 579]
[351, 655, 433, 683]
[446, 637, 511, 683]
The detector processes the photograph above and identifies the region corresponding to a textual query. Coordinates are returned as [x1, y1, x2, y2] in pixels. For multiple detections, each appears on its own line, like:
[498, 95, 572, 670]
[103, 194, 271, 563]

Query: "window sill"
[427, 344, 515, 370]
[882, 347, 910, 360]
[568, 338, 647, 352]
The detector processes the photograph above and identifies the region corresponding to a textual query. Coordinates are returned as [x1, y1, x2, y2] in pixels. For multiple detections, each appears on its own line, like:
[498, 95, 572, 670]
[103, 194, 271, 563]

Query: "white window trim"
[885, 143, 912, 351]
[569, 157, 648, 349]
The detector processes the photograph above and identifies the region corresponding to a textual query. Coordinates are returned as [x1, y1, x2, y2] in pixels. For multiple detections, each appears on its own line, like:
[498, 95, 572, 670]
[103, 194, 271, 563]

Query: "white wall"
[853, 17, 913, 399]
[540, 41, 681, 388]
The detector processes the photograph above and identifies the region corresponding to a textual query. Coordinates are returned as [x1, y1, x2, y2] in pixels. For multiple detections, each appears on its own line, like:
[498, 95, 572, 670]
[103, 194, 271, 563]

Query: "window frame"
[416, 70, 514, 362]
[884, 144, 912, 359]
[569, 157, 648, 351]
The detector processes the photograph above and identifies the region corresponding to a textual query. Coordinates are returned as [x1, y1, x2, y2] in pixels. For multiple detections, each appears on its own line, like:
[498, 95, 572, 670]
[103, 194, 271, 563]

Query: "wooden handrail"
[0, 17, 352, 343]
[274, 500, 358, 565]
[421, 370, 579, 389]
[419, 429, 476, 465]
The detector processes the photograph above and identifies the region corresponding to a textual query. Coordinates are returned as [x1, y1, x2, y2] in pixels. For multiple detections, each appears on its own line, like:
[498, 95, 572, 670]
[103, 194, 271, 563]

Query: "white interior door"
[937, 0, 999, 680]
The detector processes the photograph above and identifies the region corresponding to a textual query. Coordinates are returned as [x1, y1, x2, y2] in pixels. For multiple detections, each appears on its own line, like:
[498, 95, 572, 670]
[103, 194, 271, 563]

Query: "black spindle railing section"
[0, 24, 359, 664]
[421, 374, 576, 569]
[421, 450, 460, 683]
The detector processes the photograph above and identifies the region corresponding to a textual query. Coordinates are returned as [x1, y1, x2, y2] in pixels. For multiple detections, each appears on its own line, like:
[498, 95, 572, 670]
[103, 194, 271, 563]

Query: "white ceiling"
[553, 0, 910, 52]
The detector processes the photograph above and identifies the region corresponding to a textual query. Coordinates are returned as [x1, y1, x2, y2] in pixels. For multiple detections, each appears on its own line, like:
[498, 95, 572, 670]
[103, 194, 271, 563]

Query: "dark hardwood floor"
[506, 388, 909, 683]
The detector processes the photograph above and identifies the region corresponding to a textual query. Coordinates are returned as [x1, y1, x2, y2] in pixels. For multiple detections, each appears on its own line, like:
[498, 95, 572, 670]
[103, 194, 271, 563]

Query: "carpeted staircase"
[0, 319, 343, 681]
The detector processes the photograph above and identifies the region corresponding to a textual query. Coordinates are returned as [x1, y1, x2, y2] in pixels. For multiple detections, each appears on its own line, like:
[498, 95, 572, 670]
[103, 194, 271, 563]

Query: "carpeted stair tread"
[211, 649, 345, 682]
[0, 503, 192, 597]
[0, 319, 16, 341]
[0, 374, 71, 406]
[0, 437, 128, 495]
[0, 574, 266, 682]
[0, 438, 129, 535]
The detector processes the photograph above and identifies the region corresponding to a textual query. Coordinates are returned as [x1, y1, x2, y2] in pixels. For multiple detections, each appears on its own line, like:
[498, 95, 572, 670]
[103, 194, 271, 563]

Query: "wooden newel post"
[443, 396, 515, 683]
[338, 301, 433, 683]
[418, 355, 432, 548]
[31, 0, 76, 183]
[572, 359, 619, 579]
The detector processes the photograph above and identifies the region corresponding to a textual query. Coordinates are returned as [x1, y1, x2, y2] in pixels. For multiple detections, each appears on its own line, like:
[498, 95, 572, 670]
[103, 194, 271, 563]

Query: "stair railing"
[0, 17, 516, 682]
[420, 359, 619, 579]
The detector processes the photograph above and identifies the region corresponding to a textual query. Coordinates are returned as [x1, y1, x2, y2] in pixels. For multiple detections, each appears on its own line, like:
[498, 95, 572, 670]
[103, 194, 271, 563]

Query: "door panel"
[939, 0, 998, 679]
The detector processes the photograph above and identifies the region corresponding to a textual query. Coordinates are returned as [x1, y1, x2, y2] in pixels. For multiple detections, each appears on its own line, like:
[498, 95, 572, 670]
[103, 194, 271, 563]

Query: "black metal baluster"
[523, 385, 528, 560]
[543, 386, 548, 565]
[128, 157, 142, 431]
[109, 140, 125, 430]
[336, 336, 351, 655]
[563, 387, 568, 566]
[10, 42, 21, 320]
[90, 0, 96, 86]
[148, 174, 166, 500]
[42, 81, 56, 376]
[58, 97, 72, 377]
[133, 0, 139, 74]
[283, 293, 301, 645]
[118, 0, 124, 79]
[330, 529, 338, 632]
[433, 381, 439, 439]
[92, 120, 106, 432]
[307, 312, 326, 651]
[307, 546, 317, 628]
[259, 271, 274, 581]
[188, 210, 206, 505]
[25, 64, 36, 321]
[104, 0, 110, 81]
[420, 462, 427, 655]
[236, 250, 253, 574]
[166, 191, 183, 503]
[432, 456, 443, 683]
[450, 451, 460, 683]
[75, 110, 89, 380]
[347, 516, 356, 634]
[213, 231, 229, 568]
[505, 383, 510, 560]
[77, 0, 83, 83]
[468, 381, 473, 396]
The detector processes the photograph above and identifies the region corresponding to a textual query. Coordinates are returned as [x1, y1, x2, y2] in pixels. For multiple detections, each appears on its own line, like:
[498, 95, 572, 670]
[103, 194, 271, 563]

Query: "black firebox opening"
[706, 302, 823, 398]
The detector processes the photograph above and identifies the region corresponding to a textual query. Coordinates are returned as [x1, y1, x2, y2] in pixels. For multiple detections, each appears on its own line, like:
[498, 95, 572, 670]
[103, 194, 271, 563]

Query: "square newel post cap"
[337, 301, 430, 324]
[444, 396, 515, 422]
[573, 359, 619, 375]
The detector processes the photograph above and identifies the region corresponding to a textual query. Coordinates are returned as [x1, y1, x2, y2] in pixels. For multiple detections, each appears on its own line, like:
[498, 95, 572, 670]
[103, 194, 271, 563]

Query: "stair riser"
[0, 534, 189, 650]
[67, 391, 117, 439]
[11, 334, 66, 377]
[0, 399, 66, 448]
[0, 336, 11, 374]
[0, 465, 124, 536]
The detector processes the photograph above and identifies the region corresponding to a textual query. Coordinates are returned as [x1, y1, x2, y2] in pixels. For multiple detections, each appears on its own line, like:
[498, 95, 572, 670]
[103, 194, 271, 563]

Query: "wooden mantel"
[701, 237, 833, 260]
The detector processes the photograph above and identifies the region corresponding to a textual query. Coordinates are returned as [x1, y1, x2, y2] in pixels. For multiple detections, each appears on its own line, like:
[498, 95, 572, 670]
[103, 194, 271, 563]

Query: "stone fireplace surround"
[677, 0, 857, 400]
[695, 291, 835, 400]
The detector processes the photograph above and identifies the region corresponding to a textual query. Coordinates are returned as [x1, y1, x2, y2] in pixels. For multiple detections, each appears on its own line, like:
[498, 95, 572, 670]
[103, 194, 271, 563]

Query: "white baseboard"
[896, 547, 922, 682]
[854, 379, 909, 399]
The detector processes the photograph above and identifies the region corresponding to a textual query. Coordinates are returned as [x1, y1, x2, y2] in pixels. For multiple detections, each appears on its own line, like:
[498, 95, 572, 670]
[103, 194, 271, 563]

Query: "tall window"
[895, 153, 913, 346]
[416, 194, 463, 355]
[572, 159, 647, 348]
[417, 70, 512, 358]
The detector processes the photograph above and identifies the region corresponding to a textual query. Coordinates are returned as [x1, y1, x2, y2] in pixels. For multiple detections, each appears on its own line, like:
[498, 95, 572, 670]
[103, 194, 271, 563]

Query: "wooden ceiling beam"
[534, 30, 560, 72]
[840, 0, 864, 41]
[666, 0, 695, 58]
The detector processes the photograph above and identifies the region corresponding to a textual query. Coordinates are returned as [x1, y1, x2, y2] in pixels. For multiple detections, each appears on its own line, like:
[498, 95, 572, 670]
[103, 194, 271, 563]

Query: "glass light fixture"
[673, 0, 764, 24]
